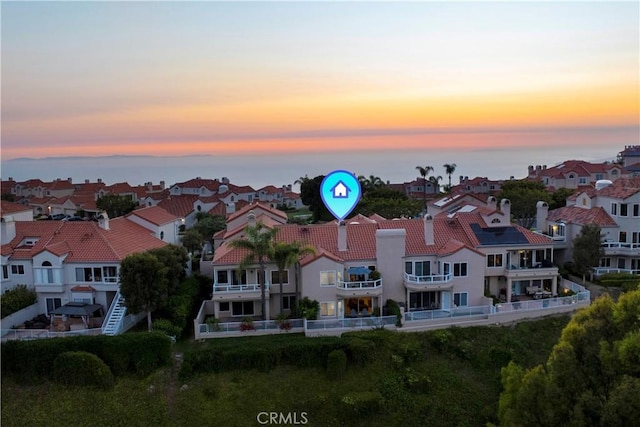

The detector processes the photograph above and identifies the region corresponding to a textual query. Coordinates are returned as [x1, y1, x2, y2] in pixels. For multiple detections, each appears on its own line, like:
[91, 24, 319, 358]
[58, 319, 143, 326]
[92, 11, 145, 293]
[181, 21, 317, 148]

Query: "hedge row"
[1, 332, 172, 383]
[180, 335, 376, 378]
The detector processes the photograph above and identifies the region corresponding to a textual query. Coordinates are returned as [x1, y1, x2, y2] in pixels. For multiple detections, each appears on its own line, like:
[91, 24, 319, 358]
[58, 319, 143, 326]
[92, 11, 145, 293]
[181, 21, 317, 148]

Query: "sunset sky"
[2, 1, 639, 160]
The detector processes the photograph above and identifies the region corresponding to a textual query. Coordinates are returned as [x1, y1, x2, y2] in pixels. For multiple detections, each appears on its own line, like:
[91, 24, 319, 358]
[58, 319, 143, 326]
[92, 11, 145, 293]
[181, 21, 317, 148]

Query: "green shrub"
[340, 391, 383, 416]
[598, 272, 640, 292]
[1, 332, 171, 382]
[326, 349, 347, 379]
[346, 337, 375, 367]
[1, 285, 37, 319]
[53, 351, 114, 389]
[385, 299, 403, 326]
[296, 297, 320, 320]
[430, 329, 454, 352]
[152, 318, 182, 339]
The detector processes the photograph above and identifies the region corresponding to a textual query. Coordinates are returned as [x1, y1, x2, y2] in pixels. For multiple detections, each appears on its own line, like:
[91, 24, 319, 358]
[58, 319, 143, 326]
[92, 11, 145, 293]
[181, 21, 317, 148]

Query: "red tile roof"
[127, 206, 180, 225]
[226, 202, 288, 223]
[172, 178, 222, 191]
[158, 195, 198, 217]
[1, 201, 32, 216]
[547, 206, 617, 227]
[596, 177, 640, 199]
[2, 219, 166, 262]
[45, 180, 75, 191]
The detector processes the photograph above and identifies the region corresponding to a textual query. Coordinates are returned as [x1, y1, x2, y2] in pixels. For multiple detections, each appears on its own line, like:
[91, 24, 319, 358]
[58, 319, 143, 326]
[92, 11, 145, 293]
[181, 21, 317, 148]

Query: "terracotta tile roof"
[258, 185, 281, 195]
[18, 179, 45, 188]
[71, 285, 95, 292]
[74, 181, 106, 192]
[158, 195, 198, 217]
[127, 205, 180, 225]
[45, 180, 75, 191]
[1, 179, 17, 194]
[547, 206, 617, 227]
[103, 182, 135, 194]
[223, 215, 283, 240]
[369, 214, 387, 222]
[1, 201, 32, 216]
[208, 202, 227, 217]
[596, 177, 640, 199]
[227, 184, 256, 194]
[567, 185, 597, 201]
[346, 214, 377, 224]
[226, 202, 288, 223]
[621, 145, 640, 155]
[172, 178, 221, 191]
[283, 192, 301, 200]
[232, 200, 250, 213]
[3, 219, 166, 262]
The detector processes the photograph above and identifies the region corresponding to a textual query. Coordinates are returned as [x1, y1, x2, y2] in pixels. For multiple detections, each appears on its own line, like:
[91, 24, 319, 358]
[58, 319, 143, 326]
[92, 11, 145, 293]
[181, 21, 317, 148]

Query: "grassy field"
[2, 315, 570, 427]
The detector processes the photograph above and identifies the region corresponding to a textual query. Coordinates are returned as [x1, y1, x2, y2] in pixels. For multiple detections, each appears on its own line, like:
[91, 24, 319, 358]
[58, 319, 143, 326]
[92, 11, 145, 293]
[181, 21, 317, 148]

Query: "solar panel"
[470, 223, 529, 245]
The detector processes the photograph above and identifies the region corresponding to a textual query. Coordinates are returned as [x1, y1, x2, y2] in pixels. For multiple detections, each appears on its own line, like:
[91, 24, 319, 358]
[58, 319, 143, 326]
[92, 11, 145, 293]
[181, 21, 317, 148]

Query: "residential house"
[207, 196, 558, 321]
[619, 145, 640, 176]
[1, 212, 168, 333]
[537, 177, 640, 275]
[126, 206, 184, 245]
[527, 160, 625, 190]
[451, 176, 505, 194]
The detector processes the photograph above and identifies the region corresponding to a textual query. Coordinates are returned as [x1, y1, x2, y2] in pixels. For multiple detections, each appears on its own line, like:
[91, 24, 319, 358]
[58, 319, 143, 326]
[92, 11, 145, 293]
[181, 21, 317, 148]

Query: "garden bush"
[1, 332, 171, 382]
[598, 272, 640, 293]
[326, 349, 347, 380]
[345, 337, 376, 367]
[152, 318, 182, 339]
[340, 391, 384, 417]
[53, 351, 114, 389]
[1, 285, 37, 318]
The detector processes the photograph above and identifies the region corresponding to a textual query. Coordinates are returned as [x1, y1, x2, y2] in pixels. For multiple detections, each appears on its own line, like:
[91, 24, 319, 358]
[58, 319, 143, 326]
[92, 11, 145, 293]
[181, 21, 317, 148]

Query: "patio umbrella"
[347, 266, 371, 276]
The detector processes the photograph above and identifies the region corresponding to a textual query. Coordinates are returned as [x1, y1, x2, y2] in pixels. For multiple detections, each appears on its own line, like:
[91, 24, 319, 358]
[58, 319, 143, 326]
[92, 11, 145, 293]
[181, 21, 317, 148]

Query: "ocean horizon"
[1, 142, 621, 191]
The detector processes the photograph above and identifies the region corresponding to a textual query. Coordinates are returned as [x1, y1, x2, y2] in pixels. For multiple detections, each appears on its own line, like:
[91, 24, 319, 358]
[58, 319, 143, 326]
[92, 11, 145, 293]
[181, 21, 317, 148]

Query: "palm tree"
[358, 174, 385, 193]
[229, 222, 279, 320]
[443, 163, 457, 190]
[270, 241, 316, 316]
[429, 175, 443, 194]
[415, 165, 434, 200]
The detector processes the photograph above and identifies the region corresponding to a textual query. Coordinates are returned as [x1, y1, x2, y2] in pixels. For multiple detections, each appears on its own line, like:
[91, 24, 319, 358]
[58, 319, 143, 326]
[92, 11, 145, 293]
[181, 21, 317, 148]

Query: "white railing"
[337, 279, 382, 290]
[102, 291, 126, 335]
[593, 267, 640, 276]
[405, 305, 491, 322]
[404, 272, 452, 284]
[601, 242, 640, 250]
[213, 283, 270, 293]
[305, 315, 396, 331]
[198, 318, 304, 334]
[494, 294, 588, 312]
[1, 328, 103, 341]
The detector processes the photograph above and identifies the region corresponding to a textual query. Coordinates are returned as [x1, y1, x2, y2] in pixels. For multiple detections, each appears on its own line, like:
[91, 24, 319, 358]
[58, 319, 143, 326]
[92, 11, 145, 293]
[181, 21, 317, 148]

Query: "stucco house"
[207, 196, 558, 321]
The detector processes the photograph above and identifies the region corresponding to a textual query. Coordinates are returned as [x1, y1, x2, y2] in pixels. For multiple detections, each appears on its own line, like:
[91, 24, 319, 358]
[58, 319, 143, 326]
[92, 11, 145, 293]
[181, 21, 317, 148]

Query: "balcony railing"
[213, 283, 270, 293]
[505, 264, 557, 271]
[593, 267, 640, 276]
[404, 272, 452, 284]
[601, 242, 640, 253]
[337, 279, 382, 290]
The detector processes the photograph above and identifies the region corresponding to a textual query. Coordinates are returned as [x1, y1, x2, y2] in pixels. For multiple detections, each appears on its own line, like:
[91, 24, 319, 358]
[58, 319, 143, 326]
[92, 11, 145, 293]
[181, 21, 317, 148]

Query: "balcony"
[336, 279, 383, 297]
[504, 264, 559, 279]
[404, 272, 453, 291]
[593, 267, 640, 276]
[212, 283, 270, 301]
[601, 241, 640, 256]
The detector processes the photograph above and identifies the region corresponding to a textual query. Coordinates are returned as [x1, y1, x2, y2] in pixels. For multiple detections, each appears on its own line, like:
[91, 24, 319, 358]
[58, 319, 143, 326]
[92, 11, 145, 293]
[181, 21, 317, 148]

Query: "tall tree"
[358, 175, 385, 194]
[497, 180, 552, 228]
[147, 245, 189, 295]
[193, 213, 226, 246]
[443, 163, 457, 189]
[96, 194, 137, 218]
[119, 252, 168, 331]
[270, 241, 316, 315]
[429, 175, 443, 194]
[299, 175, 332, 222]
[499, 290, 640, 426]
[229, 222, 279, 320]
[415, 165, 434, 201]
[353, 187, 422, 219]
[573, 224, 605, 283]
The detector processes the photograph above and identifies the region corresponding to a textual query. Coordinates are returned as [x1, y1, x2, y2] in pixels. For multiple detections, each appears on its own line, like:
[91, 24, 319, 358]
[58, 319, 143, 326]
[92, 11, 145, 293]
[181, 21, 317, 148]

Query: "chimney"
[67, 177, 72, 182]
[536, 201, 549, 232]
[487, 195, 497, 211]
[528, 165, 534, 175]
[337, 221, 347, 251]
[1, 217, 16, 243]
[459, 175, 464, 184]
[85, 179, 90, 183]
[536, 165, 541, 172]
[97, 211, 110, 230]
[500, 199, 511, 221]
[97, 178, 102, 183]
[423, 214, 434, 245]
[247, 210, 256, 226]
[543, 165, 547, 170]
[160, 181, 165, 189]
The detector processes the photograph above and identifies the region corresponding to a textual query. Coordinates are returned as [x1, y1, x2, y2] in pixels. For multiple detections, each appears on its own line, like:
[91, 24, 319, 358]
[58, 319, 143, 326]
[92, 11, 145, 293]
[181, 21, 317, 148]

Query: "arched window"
[491, 218, 501, 224]
[160, 231, 165, 240]
[42, 261, 52, 267]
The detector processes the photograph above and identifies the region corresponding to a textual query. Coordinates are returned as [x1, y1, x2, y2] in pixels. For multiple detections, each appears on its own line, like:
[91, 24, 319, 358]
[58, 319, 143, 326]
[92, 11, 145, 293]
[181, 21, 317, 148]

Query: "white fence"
[1, 327, 103, 341]
[305, 315, 397, 331]
[195, 318, 304, 339]
[405, 306, 491, 322]
[1, 303, 40, 329]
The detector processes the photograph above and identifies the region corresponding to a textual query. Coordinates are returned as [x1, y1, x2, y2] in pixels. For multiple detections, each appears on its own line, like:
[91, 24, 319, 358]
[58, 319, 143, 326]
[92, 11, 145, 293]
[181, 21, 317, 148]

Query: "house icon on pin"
[330, 180, 350, 199]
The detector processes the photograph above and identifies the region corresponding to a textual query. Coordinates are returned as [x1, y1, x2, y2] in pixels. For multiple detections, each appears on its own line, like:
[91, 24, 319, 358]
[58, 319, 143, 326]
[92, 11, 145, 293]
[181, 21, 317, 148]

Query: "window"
[282, 295, 296, 311]
[2, 265, 8, 280]
[633, 232, 640, 244]
[487, 254, 503, 267]
[619, 232, 627, 243]
[103, 267, 118, 282]
[617, 258, 626, 269]
[453, 262, 468, 277]
[634, 204, 640, 217]
[620, 204, 629, 217]
[600, 258, 611, 268]
[216, 270, 229, 284]
[160, 231, 165, 240]
[219, 302, 230, 312]
[612, 169, 618, 175]
[453, 292, 468, 307]
[579, 177, 587, 184]
[632, 259, 640, 271]
[46, 298, 62, 315]
[270, 270, 289, 284]
[442, 262, 451, 276]
[231, 301, 254, 316]
[320, 301, 336, 317]
[595, 174, 603, 180]
[405, 261, 430, 276]
[320, 271, 337, 287]
[75, 267, 102, 282]
[10, 265, 24, 275]
[611, 203, 618, 216]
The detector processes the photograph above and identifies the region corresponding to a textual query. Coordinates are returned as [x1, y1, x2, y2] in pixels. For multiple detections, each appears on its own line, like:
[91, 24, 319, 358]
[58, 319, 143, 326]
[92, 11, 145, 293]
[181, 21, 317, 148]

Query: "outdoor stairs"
[102, 292, 127, 336]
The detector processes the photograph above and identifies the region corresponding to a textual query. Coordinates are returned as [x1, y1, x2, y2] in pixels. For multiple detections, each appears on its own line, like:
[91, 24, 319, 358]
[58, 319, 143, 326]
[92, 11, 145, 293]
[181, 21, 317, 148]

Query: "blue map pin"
[320, 170, 362, 221]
